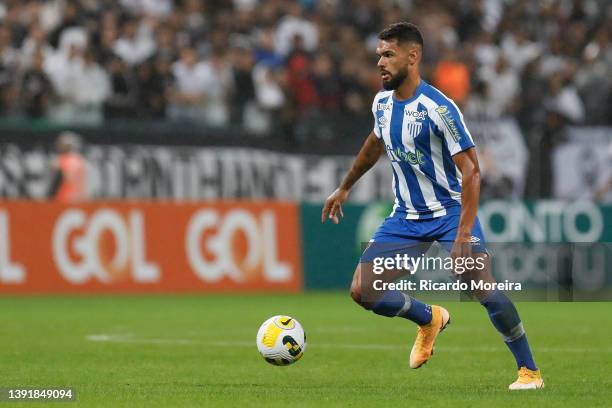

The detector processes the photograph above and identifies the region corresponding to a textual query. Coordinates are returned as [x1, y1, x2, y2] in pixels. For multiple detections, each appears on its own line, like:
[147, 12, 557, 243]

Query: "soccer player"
[321, 22, 544, 390]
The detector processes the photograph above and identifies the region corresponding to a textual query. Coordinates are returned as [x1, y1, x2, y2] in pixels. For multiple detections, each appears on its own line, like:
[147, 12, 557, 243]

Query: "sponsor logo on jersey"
[386, 145, 425, 165]
[378, 116, 388, 128]
[377, 103, 391, 111]
[405, 109, 428, 120]
[435, 105, 461, 142]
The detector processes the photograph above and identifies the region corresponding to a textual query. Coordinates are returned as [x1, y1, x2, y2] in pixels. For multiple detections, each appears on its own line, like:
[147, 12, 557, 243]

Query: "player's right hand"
[321, 188, 349, 224]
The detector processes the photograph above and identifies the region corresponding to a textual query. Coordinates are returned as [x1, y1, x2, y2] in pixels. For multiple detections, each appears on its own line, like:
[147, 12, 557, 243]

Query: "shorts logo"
[435, 105, 461, 142]
[469, 236, 480, 243]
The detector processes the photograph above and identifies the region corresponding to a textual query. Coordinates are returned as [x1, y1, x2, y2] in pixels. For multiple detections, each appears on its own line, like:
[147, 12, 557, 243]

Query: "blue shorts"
[361, 214, 487, 262]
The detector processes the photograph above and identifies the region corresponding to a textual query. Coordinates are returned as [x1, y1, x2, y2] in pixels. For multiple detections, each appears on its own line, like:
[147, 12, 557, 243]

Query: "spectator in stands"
[44, 42, 83, 121]
[168, 46, 232, 126]
[19, 22, 54, 70]
[47, 46, 110, 125]
[500, 28, 541, 72]
[47, 1, 82, 49]
[575, 27, 611, 125]
[104, 55, 136, 119]
[180, 0, 209, 44]
[465, 80, 497, 119]
[168, 46, 207, 123]
[0, 24, 18, 68]
[337, 57, 368, 115]
[136, 57, 172, 119]
[0, 24, 18, 115]
[286, 35, 317, 116]
[545, 71, 585, 124]
[253, 61, 288, 134]
[19, 48, 53, 118]
[92, 13, 120, 65]
[311, 52, 340, 112]
[472, 31, 499, 69]
[432, 49, 470, 106]
[230, 43, 257, 129]
[201, 47, 233, 126]
[516, 56, 547, 134]
[275, 2, 318, 57]
[113, 17, 155, 66]
[478, 54, 519, 115]
[254, 28, 283, 68]
[152, 26, 177, 62]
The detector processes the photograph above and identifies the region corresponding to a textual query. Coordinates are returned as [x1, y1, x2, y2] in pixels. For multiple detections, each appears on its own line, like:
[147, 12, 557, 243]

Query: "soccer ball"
[256, 315, 306, 365]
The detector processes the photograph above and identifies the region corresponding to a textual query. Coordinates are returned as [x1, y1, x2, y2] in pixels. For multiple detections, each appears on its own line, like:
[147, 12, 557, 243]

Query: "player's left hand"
[321, 188, 348, 224]
[450, 233, 473, 275]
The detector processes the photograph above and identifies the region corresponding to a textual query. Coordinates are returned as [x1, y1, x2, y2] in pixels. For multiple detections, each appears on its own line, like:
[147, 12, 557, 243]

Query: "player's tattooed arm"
[322, 131, 384, 224]
[451, 147, 481, 255]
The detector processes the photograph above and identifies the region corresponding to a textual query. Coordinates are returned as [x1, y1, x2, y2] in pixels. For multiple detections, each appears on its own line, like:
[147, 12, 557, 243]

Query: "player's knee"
[350, 284, 375, 310]
[349, 267, 372, 310]
[349, 279, 363, 304]
[350, 289, 373, 310]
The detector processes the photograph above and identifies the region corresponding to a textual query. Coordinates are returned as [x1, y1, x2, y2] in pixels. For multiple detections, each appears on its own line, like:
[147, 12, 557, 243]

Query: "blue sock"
[371, 290, 432, 325]
[480, 290, 537, 370]
[506, 334, 537, 371]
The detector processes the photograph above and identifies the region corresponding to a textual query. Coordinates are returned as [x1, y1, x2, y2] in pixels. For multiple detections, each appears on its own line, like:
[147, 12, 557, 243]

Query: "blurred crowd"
[0, 0, 610, 136]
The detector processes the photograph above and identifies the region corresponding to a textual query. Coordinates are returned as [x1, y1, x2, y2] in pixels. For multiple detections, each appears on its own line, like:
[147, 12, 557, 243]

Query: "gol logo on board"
[185, 209, 292, 283]
[52, 209, 160, 284]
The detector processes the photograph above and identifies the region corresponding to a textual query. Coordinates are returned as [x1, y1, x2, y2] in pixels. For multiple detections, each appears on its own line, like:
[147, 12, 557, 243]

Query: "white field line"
[85, 334, 612, 353]
[86, 334, 194, 345]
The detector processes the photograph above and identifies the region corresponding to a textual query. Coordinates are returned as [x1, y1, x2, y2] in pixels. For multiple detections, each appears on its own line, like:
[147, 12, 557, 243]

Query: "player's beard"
[382, 67, 408, 90]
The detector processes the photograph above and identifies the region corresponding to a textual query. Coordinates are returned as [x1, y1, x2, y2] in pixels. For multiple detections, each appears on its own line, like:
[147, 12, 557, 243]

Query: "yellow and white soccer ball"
[256, 315, 306, 365]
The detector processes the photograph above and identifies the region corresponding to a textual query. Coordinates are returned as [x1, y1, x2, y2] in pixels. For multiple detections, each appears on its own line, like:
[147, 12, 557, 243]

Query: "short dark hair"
[378, 22, 424, 48]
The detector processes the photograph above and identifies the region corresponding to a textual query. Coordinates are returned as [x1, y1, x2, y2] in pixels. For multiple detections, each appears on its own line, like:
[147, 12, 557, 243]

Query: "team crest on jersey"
[435, 105, 461, 142]
[406, 122, 422, 139]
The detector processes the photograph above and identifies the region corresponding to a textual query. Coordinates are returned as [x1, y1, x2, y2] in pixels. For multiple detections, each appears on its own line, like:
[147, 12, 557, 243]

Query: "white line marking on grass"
[86, 334, 612, 353]
[86, 334, 194, 345]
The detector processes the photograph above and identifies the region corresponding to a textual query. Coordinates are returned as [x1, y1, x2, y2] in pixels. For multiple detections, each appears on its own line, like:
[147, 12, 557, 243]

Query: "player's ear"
[406, 45, 420, 66]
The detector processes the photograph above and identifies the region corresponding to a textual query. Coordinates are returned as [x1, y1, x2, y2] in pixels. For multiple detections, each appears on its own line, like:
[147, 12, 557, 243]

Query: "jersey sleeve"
[430, 102, 475, 156]
[371, 96, 382, 139]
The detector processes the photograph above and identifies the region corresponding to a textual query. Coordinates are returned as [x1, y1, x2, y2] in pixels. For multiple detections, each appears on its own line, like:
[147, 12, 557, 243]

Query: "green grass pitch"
[1, 293, 611, 407]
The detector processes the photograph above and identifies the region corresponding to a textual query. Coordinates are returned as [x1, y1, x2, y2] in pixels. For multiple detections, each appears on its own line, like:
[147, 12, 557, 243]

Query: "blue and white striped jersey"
[372, 80, 475, 219]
